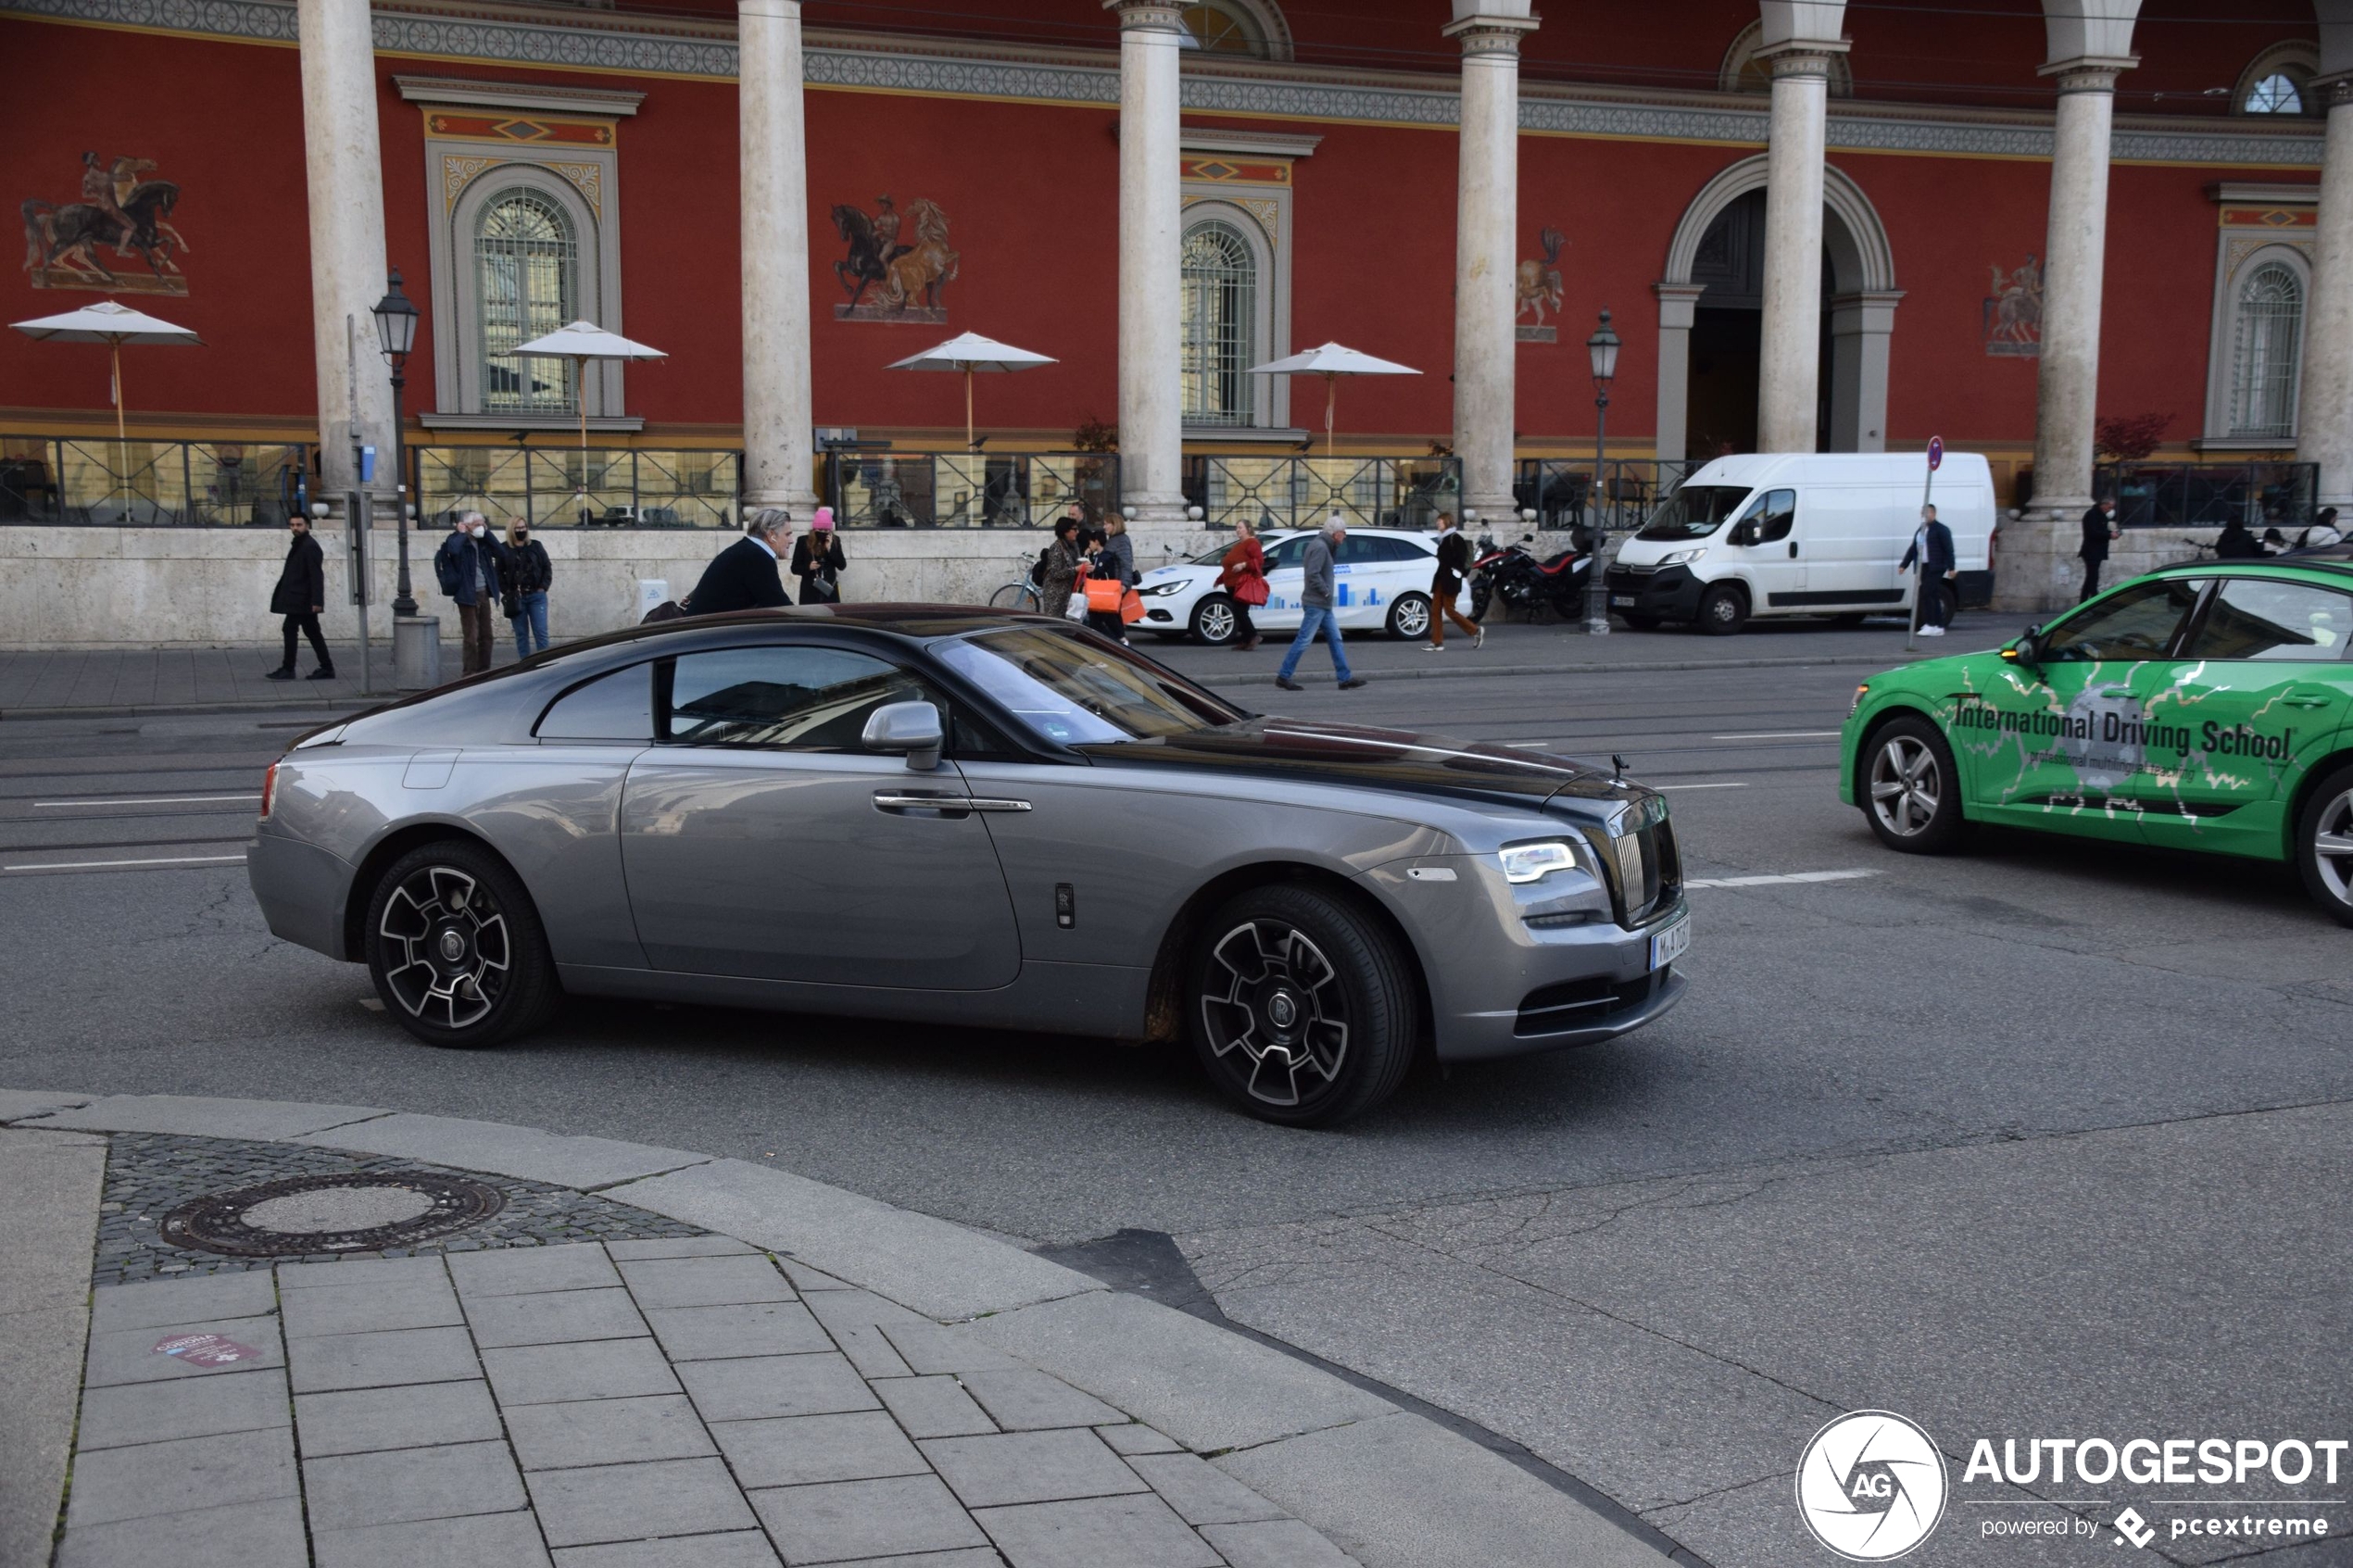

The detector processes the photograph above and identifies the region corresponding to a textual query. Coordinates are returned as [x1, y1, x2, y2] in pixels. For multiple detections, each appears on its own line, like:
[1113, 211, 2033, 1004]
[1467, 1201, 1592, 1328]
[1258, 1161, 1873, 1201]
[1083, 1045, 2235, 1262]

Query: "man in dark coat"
[266, 513, 333, 680]
[433, 510, 511, 676]
[2079, 496, 2118, 601]
[1899, 503, 1957, 635]
[686, 508, 795, 616]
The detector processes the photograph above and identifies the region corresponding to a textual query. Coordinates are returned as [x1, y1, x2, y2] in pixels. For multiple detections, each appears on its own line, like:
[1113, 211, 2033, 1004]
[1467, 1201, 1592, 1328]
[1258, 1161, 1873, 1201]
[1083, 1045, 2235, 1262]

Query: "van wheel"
[1696, 584, 1748, 635]
[1190, 595, 1239, 646]
[364, 840, 561, 1048]
[2295, 763, 2353, 927]
[1862, 717, 1966, 854]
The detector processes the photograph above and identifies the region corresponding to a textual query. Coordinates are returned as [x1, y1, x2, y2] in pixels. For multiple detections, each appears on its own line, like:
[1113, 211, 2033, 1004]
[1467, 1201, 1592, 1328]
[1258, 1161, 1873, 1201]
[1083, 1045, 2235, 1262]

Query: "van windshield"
[1636, 485, 1752, 542]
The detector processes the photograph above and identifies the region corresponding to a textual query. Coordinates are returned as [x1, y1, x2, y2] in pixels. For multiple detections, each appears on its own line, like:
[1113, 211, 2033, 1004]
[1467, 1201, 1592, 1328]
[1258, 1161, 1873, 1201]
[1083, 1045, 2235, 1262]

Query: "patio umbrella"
[887, 332, 1058, 451]
[510, 320, 667, 506]
[1247, 342, 1420, 461]
[12, 299, 203, 508]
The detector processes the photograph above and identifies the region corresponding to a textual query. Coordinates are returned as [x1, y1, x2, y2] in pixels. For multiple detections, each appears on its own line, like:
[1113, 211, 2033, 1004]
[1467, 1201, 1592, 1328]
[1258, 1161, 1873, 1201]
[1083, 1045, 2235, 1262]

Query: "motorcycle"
[1473, 532, 1592, 624]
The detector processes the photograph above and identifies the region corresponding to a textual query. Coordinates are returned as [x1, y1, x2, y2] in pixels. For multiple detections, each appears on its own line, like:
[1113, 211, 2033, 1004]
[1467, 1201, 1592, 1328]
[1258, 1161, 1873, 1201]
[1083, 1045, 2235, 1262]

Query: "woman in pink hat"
[791, 506, 847, 604]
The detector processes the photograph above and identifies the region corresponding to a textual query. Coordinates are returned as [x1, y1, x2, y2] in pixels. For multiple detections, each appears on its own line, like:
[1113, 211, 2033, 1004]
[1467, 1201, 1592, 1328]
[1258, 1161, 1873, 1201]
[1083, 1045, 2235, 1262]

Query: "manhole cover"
[159, 1173, 504, 1257]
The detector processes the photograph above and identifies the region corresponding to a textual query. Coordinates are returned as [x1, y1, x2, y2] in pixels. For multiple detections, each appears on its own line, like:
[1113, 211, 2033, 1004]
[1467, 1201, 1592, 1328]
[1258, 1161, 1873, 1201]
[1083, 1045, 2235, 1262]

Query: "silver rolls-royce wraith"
[248, 607, 1689, 1124]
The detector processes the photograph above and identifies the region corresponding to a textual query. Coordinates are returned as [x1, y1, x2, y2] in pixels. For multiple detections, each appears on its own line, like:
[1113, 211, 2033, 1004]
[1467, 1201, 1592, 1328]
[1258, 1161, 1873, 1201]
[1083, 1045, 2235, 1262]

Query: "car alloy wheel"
[1200, 919, 1350, 1109]
[1388, 593, 1432, 641]
[1862, 717, 1964, 853]
[2296, 765, 2353, 927]
[378, 864, 511, 1030]
[1192, 595, 1239, 646]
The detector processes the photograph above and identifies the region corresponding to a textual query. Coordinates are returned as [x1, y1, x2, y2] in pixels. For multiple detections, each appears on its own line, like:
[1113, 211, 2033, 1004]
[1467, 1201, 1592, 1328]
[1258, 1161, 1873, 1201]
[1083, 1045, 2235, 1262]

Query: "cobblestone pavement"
[94, 1133, 707, 1286]
[60, 1236, 1354, 1568]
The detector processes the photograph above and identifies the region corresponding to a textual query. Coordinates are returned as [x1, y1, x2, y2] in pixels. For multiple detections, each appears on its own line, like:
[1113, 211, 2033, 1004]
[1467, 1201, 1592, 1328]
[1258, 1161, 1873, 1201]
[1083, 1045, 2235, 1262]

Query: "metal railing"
[2098, 460, 2320, 533]
[415, 445, 740, 530]
[1182, 454, 1461, 533]
[0, 435, 313, 526]
[1513, 458, 1703, 538]
[821, 451, 1119, 529]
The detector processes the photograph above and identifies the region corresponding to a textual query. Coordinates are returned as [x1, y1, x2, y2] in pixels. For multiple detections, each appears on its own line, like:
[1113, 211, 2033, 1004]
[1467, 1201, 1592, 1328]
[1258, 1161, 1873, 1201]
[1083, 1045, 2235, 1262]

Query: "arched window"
[2230, 262, 2304, 439]
[476, 189, 578, 414]
[1179, 0, 1288, 60]
[1719, 20, 1853, 98]
[1182, 221, 1257, 427]
[2244, 71, 2306, 115]
[2233, 43, 2321, 117]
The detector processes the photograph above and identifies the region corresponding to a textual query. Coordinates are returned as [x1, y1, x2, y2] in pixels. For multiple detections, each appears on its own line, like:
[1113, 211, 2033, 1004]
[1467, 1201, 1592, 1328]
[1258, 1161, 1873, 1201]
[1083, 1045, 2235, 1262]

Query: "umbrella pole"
[1326, 374, 1337, 466]
[965, 367, 975, 453]
[112, 340, 127, 516]
[577, 356, 589, 521]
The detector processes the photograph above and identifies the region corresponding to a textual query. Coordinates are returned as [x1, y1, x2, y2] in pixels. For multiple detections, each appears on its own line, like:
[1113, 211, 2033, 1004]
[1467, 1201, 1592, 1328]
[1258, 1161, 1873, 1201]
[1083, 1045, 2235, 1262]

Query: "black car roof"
[522, 603, 1054, 664]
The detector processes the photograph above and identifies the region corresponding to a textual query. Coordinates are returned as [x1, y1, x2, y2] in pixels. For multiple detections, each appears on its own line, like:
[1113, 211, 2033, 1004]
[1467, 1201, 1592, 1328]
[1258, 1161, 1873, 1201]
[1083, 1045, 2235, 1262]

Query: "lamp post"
[371, 270, 421, 618]
[1584, 307, 1620, 634]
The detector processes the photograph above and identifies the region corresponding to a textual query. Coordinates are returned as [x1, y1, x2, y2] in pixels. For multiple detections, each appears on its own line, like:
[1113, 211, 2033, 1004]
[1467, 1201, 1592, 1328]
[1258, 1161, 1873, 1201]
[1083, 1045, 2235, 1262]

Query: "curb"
[1, 696, 390, 722]
[5, 1089, 1690, 1568]
[1186, 648, 1940, 688]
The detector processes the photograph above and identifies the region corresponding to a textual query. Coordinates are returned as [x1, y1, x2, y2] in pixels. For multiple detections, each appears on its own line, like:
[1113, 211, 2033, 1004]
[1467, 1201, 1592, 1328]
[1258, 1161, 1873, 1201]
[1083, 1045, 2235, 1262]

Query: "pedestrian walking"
[2215, 516, 2267, 559]
[2079, 495, 2118, 601]
[1101, 509, 1138, 589]
[1275, 516, 1367, 692]
[792, 507, 847, 604]
[1214, 516, 1266, 650]
[1038, 510, 1083, 621]
[686, 508, 794, 615]
[433, 509, 510, 676]
[1427, 511, 1483, 652]
[499, 519, 553, 658]
[265, 510, 333, 681]
[1078, 529, 1129, 641]
[1899, 502, 1957, 636]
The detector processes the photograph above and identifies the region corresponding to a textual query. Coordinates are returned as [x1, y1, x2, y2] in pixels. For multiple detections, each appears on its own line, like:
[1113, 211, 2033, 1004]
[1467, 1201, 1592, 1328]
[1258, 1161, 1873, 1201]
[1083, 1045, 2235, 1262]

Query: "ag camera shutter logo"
[1796, 1411, 1950, 1560]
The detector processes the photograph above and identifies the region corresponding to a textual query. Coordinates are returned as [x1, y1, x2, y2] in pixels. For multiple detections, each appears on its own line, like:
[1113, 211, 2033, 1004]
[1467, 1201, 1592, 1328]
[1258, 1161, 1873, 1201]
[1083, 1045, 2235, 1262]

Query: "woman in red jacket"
[1214, 516, 1267, 650]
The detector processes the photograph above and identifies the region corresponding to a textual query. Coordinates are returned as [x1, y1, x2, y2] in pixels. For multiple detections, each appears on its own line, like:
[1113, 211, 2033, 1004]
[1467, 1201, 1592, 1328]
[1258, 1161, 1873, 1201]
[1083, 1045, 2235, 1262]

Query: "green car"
[1839, 551, 2353, 924]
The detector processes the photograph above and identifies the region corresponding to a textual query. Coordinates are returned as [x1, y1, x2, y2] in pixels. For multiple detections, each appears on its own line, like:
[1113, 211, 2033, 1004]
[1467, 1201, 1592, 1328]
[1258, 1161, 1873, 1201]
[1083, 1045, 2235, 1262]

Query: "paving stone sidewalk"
[59, 1236, 1350, 1568]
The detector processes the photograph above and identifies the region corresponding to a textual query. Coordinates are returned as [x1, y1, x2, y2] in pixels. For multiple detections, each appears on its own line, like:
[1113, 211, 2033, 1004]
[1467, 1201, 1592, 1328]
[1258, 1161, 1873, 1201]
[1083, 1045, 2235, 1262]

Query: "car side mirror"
[1729, 521, 1755, 547]
[2002, 625, 2043, 668]
[862, 700, 944, 772]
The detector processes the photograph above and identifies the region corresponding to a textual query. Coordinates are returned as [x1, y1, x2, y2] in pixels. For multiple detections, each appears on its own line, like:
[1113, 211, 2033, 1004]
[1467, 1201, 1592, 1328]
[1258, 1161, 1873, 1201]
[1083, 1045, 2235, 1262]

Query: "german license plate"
[1649, 912, 1690, 971]
[1610, 595, 1635, 608]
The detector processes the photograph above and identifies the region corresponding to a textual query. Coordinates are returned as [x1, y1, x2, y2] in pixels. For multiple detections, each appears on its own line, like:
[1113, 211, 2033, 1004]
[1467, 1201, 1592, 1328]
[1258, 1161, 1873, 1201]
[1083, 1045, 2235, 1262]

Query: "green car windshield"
[937, 626, 1245, 746]
[1636, 485, 1752, 542]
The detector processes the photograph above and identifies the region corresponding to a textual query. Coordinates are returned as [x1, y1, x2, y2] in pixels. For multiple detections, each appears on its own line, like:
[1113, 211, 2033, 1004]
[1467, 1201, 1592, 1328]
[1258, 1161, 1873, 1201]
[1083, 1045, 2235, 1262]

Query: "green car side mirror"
[2002, 625, 2043, 667]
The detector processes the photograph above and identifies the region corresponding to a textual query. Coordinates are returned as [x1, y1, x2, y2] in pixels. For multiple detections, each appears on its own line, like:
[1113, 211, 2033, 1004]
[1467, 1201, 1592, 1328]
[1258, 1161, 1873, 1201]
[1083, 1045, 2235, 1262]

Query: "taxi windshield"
[1636, 485, 1752, 542]
[937, 626, 1245, 745]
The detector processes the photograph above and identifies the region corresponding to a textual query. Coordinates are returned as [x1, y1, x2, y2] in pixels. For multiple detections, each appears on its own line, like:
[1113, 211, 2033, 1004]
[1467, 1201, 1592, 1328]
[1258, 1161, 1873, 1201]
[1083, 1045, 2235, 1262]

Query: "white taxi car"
[1132, 526, 1471, 646]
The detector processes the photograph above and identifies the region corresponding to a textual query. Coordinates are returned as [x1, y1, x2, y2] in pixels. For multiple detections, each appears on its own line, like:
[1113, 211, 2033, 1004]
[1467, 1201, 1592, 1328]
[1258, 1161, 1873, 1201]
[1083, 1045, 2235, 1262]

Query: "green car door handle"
[2283, 694, 2334, 709]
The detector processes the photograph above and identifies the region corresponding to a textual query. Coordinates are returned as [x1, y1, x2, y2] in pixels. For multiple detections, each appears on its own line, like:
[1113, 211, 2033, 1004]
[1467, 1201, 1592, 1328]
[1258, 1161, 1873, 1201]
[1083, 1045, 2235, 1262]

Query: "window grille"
[2243, 72, 2305, 115]
[2230, 262, 2304, 440]
[1182, 221, 1257, 427]
[477, 189, 578, 415]
[1181, 1, 1268, 57]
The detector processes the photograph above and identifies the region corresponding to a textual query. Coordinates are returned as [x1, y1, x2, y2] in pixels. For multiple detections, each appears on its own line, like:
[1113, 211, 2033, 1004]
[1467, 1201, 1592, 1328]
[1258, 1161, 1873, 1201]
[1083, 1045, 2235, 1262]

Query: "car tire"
[2294, 762, 2353, 927]
[1387, 592, 1432, 641]
[1188, 884, 1419, 1127]
[1861, 716, 1966, 854]
[1696, 583, 1747, 635]
[1190, 594, 1240, 646]
[1617, 611, 1662, 632]
[364, 839, 561, 1049]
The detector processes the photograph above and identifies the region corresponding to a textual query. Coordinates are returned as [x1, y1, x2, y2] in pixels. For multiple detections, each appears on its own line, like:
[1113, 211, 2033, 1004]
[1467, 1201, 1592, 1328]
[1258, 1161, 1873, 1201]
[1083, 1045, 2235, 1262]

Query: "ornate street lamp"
[372, 270, 421, 619]
[1584, 307, 1620, 634]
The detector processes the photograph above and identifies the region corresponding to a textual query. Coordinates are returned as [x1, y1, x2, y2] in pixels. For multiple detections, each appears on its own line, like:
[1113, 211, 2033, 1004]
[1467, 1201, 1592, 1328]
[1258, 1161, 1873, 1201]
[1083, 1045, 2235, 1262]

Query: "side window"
[1265, 535, 1308, 570]
[2042, 578, 2204, 662]
[1333, 535, 1381, 566]
[2183, 577, 2353, 661]
[1755, 489, 1796, 545]
[663, 646, 943, 750]
[535, 664, 652, 742]
[1365, 536, 1426, 563]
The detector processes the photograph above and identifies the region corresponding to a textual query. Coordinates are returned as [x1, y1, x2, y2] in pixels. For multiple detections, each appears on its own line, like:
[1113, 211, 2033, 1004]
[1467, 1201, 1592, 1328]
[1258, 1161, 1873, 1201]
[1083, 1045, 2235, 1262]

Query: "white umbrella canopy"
[1247, 342, 1420, 458]
[510, 320, 668, 488]
[12, 299, 204, 505]
[887, 332, 1058, 449]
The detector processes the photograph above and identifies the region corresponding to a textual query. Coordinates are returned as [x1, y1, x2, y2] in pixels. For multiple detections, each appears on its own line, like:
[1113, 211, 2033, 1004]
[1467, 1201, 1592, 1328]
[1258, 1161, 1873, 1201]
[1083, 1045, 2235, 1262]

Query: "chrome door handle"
[873, 791, 973, 817]
[962, 797, 1033, 813]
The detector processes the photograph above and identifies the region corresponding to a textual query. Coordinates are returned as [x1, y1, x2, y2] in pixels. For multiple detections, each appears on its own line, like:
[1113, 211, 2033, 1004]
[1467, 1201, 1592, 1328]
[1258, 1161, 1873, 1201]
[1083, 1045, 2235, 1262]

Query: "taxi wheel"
[1190, 595, 1240, 646]
[1863, 717, 1965, 853]
[1387, 593, 1432, 640]
[1189, 884, 1417, 1128]
[2294, 763, 2353, 927]
[364, 840, 561, 1049]
[1696, 584, 1748, 635]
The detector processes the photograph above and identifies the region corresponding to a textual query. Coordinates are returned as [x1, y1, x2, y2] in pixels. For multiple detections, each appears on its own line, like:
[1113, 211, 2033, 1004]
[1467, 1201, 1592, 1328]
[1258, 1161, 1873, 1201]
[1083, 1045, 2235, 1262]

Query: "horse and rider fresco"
[21, 152, 192, 296]
[831, 193, 958, 323]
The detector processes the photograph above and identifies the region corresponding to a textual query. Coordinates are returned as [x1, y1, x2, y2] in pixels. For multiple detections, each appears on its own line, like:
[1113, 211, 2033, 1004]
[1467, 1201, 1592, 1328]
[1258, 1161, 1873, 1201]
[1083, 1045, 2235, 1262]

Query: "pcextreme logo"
[1796, 1411, 1951, 1561]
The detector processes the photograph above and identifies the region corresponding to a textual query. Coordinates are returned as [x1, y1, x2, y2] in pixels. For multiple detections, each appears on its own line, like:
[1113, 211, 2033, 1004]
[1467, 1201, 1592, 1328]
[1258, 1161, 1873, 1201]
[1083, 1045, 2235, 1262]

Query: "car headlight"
[1658, 547, 1708, 567]
[1140, 581, 1186, 596]
[1849, 683, 1869, 718]
[1498, 839, 1582, 884]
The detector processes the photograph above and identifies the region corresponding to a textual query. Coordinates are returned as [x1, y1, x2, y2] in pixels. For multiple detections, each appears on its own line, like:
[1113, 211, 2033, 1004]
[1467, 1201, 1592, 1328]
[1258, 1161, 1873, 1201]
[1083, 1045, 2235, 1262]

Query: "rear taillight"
[259, 761, 279, 822]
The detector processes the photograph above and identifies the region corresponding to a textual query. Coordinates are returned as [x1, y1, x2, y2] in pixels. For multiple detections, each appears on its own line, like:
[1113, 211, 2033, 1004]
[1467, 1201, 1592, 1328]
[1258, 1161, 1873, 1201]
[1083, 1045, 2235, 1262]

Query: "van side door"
[1720, 487, 1804, 614]
[1804, 487, 1909, 611]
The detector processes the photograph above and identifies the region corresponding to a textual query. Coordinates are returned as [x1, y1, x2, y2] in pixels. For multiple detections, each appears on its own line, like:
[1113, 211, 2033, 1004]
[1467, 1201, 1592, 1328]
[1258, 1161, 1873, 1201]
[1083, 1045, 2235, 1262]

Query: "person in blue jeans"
[1276, 517, 1369, 692]
[499, 519, 554, 657]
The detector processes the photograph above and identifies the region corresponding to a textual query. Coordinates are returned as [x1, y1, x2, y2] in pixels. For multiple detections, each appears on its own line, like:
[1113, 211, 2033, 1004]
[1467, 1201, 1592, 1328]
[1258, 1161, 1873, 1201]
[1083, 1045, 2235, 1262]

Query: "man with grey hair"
[1275, 514, 1367, 692]
[686, 507, 794, 615]
[433, 508, 510, 675]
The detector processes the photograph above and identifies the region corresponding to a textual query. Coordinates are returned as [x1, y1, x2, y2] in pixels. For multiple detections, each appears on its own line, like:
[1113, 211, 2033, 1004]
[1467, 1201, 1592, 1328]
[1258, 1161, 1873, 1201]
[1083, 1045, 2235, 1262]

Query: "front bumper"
[1604, 563, 1704, 621]
[248, 829, 359, 960]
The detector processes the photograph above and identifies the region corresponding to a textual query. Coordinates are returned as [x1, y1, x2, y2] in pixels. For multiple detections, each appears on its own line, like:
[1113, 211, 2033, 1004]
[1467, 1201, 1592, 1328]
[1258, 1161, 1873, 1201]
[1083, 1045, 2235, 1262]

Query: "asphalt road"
[2, 621, 2345, 1568]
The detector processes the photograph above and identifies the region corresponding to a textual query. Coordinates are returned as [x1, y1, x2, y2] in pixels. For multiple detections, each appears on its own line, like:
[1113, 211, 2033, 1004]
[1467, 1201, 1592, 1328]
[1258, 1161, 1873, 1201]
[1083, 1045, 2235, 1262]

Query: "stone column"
[2299, 74, 2353, 508]
[1444, 7, 1539, 520]
[1105, 1, 1188, 523]
[1653, 282, 1707, 466]
[739, 0, 819, 516]
[1997, 54, 2133, 609]
[1826, 289, 1903, 451]
[296, 0, 396, 510]
[1755, 41, 1843, 454]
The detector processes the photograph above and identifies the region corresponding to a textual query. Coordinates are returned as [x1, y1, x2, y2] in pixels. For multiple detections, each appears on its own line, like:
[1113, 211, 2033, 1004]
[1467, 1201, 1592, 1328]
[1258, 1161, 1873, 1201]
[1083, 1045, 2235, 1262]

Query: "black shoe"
[1339, 677, 1368, 690]
[264, 667, 296, 681]
[306, 667, 336, 680]
[1275, 677, 1303, 692]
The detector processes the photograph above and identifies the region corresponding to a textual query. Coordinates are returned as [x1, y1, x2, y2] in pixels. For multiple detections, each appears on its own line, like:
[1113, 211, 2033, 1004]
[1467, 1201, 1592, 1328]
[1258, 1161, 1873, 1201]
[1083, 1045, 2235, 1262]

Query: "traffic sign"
[1927, 435, 1944, 471]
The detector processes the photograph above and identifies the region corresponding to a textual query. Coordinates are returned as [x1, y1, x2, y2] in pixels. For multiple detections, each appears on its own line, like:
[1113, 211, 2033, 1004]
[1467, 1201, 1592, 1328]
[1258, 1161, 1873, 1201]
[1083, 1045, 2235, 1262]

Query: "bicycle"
[2172, 535, 2219, 564]
[988, 551, 1043, 614]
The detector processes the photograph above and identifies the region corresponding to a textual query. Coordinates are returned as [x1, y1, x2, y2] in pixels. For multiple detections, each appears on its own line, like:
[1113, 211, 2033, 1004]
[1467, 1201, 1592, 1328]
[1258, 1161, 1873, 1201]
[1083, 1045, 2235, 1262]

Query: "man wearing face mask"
[433, 509, 512, 675]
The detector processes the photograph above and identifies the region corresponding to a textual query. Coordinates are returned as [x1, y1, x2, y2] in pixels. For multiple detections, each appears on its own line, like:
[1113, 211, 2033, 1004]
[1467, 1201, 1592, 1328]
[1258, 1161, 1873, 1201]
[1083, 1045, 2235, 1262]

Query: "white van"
[1603, 452, 1994, 633]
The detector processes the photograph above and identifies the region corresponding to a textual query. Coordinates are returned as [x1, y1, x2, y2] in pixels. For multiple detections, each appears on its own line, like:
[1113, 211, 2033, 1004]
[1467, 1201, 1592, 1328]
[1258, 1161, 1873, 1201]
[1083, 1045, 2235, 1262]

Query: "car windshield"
[1636, 485, 1753, 542]
[1184, 533, 1293, 567]
[936, 627, 1246, 745]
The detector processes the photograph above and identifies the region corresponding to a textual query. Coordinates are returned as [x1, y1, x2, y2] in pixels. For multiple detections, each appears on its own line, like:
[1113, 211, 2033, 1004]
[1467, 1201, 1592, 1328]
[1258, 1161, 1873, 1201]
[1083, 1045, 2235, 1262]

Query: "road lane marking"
[1683, 869, 1878, 888]
[2, 853, 248, 873]
[33, 794, 261, 808]
[1655, 782, 1748, 791]
[1708, 731, 1842, 741]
